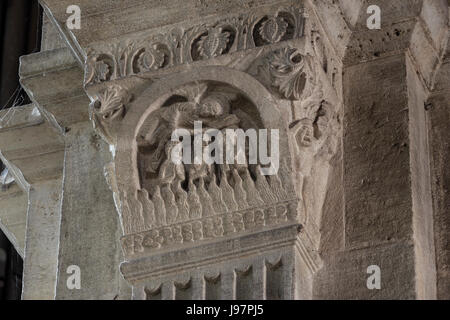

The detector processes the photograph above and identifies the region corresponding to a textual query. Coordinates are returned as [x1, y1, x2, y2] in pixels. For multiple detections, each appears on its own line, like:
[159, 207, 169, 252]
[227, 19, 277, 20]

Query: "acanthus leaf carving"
[89, 84, 132, 144]
[92, 60, 111, 82]
[249, 46, 315, 101]
[137, 46, 166, 72]
[269, 47, 309, 100]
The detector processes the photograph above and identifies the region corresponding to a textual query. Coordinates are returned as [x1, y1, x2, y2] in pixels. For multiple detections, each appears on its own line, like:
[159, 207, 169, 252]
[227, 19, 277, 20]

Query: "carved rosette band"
[84, 5, 304, 85]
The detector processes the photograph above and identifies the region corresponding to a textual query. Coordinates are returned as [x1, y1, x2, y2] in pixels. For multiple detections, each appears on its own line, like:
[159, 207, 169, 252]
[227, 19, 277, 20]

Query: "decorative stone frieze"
[84, 4, 305, 85]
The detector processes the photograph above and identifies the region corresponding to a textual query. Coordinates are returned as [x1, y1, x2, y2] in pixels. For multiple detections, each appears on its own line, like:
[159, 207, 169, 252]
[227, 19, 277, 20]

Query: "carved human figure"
[290, 86, 330, 216]
[188, 93, 240, 184]
[143, 101, 198, 174]
[141, 92, 240, 179]
[158, 141, 184, 224]
[158, 141, 186, 186]
[197, 94, 240, 129]
[136, 82, 296, 231]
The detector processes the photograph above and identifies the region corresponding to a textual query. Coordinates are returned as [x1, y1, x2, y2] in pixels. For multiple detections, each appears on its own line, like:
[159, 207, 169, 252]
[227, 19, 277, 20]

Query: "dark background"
[0, 0, 42, 300]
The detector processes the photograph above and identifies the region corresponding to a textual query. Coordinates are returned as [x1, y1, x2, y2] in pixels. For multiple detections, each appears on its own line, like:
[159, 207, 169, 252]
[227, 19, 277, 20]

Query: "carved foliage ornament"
[248, 44, 340, 250]
[137, 47, 165, 72]
[197, 27, 231, 59]
[269, 47, 309, 100]
[251, 46, 315, 101]
[259, 16, 288, 43]
[84, 5, 304, 85]
[89, 84, 132, 143]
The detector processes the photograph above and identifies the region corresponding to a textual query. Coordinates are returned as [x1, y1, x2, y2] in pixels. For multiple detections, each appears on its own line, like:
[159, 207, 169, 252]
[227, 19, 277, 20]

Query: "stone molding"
[121, 224, 322, 284]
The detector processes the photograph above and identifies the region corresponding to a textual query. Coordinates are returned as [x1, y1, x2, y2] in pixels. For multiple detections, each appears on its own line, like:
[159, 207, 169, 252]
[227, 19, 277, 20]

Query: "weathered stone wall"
[428, 67, 450, 300]
[315, 54, 418, 299]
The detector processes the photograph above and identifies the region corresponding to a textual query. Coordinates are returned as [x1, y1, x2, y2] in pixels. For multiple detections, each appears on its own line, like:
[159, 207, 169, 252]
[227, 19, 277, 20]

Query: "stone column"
[55, 121, 129, 299]
[342, 53, 434, 299]
[417, 0, 450, 299]
[428, 66, 450, 300]
[0, 104, 64, 299]
[18, 44, 131, 299]
[309, 0, 448, 299]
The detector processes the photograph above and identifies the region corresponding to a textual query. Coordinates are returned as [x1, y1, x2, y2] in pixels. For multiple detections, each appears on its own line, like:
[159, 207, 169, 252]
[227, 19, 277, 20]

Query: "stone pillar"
[55, 121, 129, 299]
[428, 66, 450, 300]
[417, 0, 450, 300]
[407, 54, 437, 299]
[313, 54, 420, 299]
[17, 44, 131, 299]
[0, 104, 65, 299]
[314, 53, 439, 300]
[22, 179, 63, 299]
[308, 0, 449, 299]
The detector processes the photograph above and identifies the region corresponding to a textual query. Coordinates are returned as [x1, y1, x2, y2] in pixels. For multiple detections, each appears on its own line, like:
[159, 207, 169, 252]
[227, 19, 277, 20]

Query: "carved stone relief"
[86, 45, 340, 259]
[129, 246, 304, 300]
[89, 84, 132, 144]
[119, 80, 297, 256]
[84, 1, 341, 264]
[84, 4, 305, 85]
[247, 46, 317, 101]
[247, 45, 341, 249]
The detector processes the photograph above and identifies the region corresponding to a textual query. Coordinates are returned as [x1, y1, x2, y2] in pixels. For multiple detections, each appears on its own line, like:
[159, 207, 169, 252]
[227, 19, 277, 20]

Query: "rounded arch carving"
[114, 67, 297, 240]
